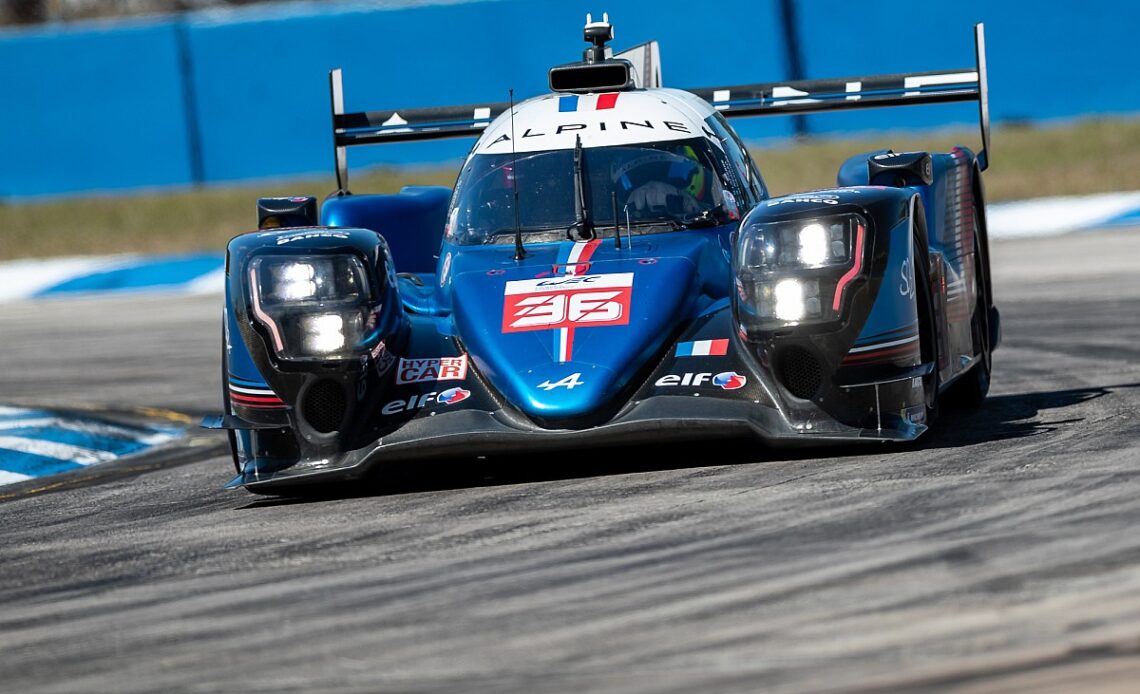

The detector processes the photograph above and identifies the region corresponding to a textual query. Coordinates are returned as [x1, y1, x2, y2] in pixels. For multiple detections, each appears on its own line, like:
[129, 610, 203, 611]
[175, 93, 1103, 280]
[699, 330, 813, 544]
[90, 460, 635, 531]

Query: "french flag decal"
[558, 93, 620, 112]
[675, 339, 729, 357]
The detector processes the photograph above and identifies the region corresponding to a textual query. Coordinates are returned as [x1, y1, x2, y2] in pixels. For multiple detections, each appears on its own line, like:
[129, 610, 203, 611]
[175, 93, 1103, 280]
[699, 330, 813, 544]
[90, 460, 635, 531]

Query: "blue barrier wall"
[1, 0, 1137, 198]
[0, 19, 196, 196]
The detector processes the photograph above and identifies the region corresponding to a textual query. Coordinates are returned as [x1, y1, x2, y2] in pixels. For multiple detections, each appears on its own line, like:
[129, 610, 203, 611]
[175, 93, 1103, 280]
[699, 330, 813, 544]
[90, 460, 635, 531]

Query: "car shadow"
[237, 381, 1139, 509]
[919, 381, 1138, 449]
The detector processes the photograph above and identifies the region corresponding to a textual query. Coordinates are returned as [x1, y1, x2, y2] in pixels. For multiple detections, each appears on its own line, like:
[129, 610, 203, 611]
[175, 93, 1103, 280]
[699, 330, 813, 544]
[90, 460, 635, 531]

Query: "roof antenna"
[611, 191, 622, 249]
[508, 88, 526, 261]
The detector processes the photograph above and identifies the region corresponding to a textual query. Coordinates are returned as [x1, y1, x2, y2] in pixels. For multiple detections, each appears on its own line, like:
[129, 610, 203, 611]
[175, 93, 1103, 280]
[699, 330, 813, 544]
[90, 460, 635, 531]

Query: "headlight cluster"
[734, 214, 866, 333]
[248, 255, 372, 361]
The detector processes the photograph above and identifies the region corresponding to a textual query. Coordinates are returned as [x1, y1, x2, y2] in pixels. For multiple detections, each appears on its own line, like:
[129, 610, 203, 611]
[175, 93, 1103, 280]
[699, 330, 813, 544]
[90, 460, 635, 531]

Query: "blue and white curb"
[0, 252, 223, 303]
[0, 406, 183, 487]
[0, 192, 1138, 304]
[986, 191, 1140, 239]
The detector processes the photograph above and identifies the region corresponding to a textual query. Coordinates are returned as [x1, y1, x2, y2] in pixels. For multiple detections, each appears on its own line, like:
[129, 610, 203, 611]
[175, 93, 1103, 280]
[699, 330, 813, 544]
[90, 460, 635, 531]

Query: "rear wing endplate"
[328, 24, 989, 192]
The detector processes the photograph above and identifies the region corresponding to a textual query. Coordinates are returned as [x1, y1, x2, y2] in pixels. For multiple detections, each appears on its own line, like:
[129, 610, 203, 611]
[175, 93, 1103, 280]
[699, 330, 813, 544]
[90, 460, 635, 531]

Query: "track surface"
[1, 230, 1139, 693]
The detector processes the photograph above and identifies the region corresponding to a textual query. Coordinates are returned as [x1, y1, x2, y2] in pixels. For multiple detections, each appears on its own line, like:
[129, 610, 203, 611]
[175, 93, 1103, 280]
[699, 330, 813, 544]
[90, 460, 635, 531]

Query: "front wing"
[214, 307, 927, 493]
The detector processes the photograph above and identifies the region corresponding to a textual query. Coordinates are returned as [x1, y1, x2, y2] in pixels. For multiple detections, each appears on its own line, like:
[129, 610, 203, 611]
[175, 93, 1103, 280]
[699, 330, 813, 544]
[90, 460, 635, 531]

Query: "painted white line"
[0, 436, 119, 466]
[0, 470, 33, 485]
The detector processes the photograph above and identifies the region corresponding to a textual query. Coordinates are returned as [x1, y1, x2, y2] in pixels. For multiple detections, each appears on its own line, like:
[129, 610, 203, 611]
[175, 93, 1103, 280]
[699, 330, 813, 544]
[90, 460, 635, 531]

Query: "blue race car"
[206, 15, 1000, 493]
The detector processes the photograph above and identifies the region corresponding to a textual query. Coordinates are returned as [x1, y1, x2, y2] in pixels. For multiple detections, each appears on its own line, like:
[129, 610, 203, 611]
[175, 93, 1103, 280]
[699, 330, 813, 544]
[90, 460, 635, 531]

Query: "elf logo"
[381, 387, 471, 415]
[654, 371, 747, 390]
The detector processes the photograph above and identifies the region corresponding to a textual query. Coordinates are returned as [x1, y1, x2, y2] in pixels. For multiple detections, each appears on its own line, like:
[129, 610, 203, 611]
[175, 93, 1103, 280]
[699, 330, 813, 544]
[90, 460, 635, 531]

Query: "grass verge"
[1, 117, 1138, 261]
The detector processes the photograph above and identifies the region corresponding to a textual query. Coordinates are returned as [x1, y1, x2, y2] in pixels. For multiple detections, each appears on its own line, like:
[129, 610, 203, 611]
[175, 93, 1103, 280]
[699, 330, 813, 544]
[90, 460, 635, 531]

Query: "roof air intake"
[548, 13, 635, 94]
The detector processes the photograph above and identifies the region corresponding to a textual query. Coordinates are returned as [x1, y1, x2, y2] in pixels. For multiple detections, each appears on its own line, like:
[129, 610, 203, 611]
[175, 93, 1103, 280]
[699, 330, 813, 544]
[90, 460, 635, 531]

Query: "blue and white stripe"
[0, 406, 182, 487]
[986, 191, 1140, 239]
[0, 252, 222, 303]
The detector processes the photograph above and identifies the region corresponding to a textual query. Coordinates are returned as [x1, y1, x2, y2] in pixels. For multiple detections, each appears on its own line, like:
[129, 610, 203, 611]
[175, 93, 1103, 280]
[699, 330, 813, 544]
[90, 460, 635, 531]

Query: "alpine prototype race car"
[205, 15, 1001, 493]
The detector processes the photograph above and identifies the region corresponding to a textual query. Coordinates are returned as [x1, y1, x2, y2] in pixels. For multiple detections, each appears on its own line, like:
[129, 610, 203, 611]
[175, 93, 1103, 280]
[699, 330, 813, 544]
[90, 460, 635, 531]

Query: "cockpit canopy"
[445, 136, 752, 245]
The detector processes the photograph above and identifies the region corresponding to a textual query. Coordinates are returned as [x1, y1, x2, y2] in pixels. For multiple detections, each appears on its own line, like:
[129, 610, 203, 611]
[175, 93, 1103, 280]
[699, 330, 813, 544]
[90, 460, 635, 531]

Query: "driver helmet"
[667, 144, 707, 200]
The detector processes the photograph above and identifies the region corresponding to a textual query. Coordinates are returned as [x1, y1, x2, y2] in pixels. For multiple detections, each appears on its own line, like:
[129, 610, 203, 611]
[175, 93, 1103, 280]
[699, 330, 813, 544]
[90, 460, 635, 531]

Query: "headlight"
[259, 256, 365, 303]
[248, 254, 372, 361]
[734, 214, 866, 333]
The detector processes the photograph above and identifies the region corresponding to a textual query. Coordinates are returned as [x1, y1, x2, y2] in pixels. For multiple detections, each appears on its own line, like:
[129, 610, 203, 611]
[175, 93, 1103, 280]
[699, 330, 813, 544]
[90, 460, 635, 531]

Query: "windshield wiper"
[571, 134, 594, 241]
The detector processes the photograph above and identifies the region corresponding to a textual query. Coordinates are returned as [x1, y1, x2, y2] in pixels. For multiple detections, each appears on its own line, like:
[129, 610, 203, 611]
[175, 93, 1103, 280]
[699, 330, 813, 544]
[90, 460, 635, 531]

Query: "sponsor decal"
[395, 355, 469, 385]
[537, 372, 584, 391]
[503, 270, 634, 363]
[899, 257, 916, 298]
[263, 229, 352, 245]
[485, 119, 694, 147]
[371, 339, 396, 378]
[675, 339, 729, 357]
[654, 371, 747, 390]
[766, 194, 840, 207]
[712, 372, 747, 390]
[438, 387, 471, 405]
[381, 387, 471, 415]
[722, 189, 740, 220]
[504, 274, 632, 331]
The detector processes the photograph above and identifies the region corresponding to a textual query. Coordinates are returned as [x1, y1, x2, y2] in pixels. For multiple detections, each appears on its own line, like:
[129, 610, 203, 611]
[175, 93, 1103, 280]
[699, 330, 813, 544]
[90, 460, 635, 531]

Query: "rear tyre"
[914, 237, 940, 425]
[911, 205, 941, 426]
[945, 223, 992, 410]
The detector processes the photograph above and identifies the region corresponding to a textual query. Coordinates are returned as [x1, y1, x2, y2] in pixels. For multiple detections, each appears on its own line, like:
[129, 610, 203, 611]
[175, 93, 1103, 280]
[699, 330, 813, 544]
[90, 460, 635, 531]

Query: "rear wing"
[328, 74, 512, 193]
[690, 23, 991, 170]
[328, 23, 989, 192]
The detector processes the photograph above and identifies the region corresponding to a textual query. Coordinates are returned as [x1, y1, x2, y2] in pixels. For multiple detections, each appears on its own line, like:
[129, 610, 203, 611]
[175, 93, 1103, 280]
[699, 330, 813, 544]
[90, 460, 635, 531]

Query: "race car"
[204, 14, 1000, 493]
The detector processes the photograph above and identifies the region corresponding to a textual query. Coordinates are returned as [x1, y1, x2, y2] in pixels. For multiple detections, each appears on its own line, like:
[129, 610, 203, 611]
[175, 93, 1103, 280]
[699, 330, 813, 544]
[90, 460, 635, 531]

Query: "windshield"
[445, 138, 740, 245]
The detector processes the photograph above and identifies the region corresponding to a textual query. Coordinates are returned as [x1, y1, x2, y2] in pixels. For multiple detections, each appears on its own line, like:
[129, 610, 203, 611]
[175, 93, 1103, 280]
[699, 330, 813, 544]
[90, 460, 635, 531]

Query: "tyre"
[945, 221, 991, 409]
[221, 322, 243, 474]
[911, 203, 941, 424]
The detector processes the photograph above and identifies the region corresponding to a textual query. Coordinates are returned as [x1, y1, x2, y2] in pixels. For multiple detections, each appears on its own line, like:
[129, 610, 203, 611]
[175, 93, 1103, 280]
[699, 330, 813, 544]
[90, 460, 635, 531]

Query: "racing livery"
[205, 15, 1000, 493]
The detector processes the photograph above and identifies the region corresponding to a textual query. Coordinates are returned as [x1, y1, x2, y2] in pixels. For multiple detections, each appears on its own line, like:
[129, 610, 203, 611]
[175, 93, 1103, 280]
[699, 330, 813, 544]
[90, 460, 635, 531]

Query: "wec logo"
[503, 273, 633, 333]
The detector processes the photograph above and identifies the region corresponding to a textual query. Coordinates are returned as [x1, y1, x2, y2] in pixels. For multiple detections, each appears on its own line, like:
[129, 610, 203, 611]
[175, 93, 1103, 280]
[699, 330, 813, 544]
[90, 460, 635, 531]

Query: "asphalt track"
[1, 229, 1139, 693]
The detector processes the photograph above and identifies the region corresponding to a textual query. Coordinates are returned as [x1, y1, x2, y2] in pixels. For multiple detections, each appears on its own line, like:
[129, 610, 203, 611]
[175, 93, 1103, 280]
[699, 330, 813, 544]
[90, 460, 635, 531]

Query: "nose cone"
[452, 253, 699, 423]
[511, 361, 618, 420]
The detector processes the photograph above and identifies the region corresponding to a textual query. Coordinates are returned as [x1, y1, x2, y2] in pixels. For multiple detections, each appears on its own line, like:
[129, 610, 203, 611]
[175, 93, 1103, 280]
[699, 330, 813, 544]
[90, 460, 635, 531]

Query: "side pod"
[221, 226, 410, 476]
